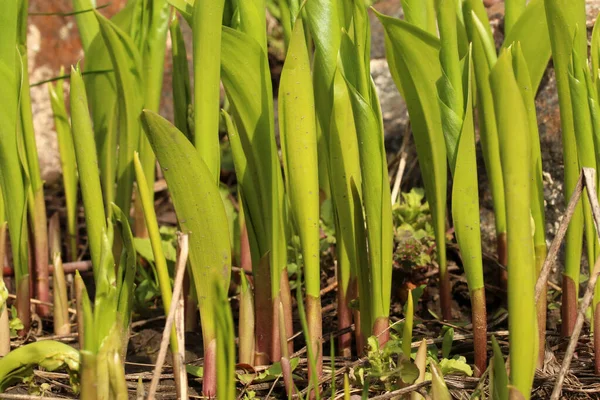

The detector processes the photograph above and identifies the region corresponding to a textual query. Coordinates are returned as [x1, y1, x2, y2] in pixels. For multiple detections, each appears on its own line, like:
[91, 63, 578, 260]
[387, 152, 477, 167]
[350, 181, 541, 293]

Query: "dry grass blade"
[551, 168, 600, 400]
[147, 233, 189, 400]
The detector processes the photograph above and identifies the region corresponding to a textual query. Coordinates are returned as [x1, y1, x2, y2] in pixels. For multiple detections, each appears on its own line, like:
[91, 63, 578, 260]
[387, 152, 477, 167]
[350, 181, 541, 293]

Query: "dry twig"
[147, 233, 189, 400]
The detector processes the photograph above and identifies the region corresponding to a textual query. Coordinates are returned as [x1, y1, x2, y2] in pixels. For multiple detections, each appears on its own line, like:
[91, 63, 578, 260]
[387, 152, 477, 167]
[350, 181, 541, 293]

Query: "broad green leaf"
[490, 49, 538, 399]
[237, 0, 267, 53]
[192, 0, 224, 182]
[306, 0, 344, 196]
[141, 110, 232, 349]
[504, 0, 526, 36]
[502, 0, 551, 92]
[69, 66, 106, 279]
[400, 0, 436, 35]
[0, 341, 80, 392]
[95, 11, 145, 216]
[375, 12, 447, 313]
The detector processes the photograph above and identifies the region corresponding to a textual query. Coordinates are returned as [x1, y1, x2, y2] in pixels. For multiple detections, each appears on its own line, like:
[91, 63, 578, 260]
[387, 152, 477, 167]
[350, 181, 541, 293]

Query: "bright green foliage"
[329, 68, 366, 335]
[376, 10, 448, 318]
[305, 0, 343, 197]
[141, 110, 232, 356]
[490, 336, 508, 400]
[399, 0, 436, 35]
[341, 4, 393, 336]
[214, 283, 236, 400]
[221, 24, 288, 356]
[193, 0, 225, 183]
[76, 205, 138, 398]
[0, 341, 80, 392]
[170, 15, 193, 142]
[69, 66, 107, 279]
[545, 0, 586, 293]
[71, 0, 99, 52]
[95, 11, 145, 216]
[402, 291, 414, 358]
[568, 34, 598, 276]
[279, 16, 322, 373]
[505, 0, 526, 37]
[0, 0, 29, 316]
[491, 48, 538, 399]
[436, 2, 484, 295]
[430, 360, 452, 400]
[502, 0, 551, 92]
[48, 71, 79, 260]
[133, 152, 177, 353]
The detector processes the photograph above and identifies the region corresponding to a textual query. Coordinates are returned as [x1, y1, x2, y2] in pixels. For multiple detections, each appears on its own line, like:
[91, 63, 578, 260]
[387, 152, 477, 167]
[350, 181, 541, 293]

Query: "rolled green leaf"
[512, 43, 548, 368]
[467, 11, 506, 264]
[402, 291, 414, 358]
[134, 152, 177, 353]
[69, 66, 107, 279]
[95, 10, 145, 215]
[71, 0, 100, 52]
[170, 15, 193, 142]
[48, 71, 79, 261]
[221, 26, 288, 362]
[329, 68, 365, 352]
[340, 8, 393, 339]
[141, 110, 232, 395]
[17, 1, 50, 317]
[214, 282, 236, 400]
[193, 0, 225, 182]
[490, 48, 538, 399]
[545, 0, 587, 337]
[279, 16, 322, 377]
[0, 0, 29, 330]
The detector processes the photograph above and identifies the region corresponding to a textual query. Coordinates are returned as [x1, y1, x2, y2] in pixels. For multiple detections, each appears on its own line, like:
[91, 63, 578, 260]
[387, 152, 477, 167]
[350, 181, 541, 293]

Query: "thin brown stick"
[147, 233, 189, 400]
[551, 168, 600, 400]
[535, 172, 584, 303]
